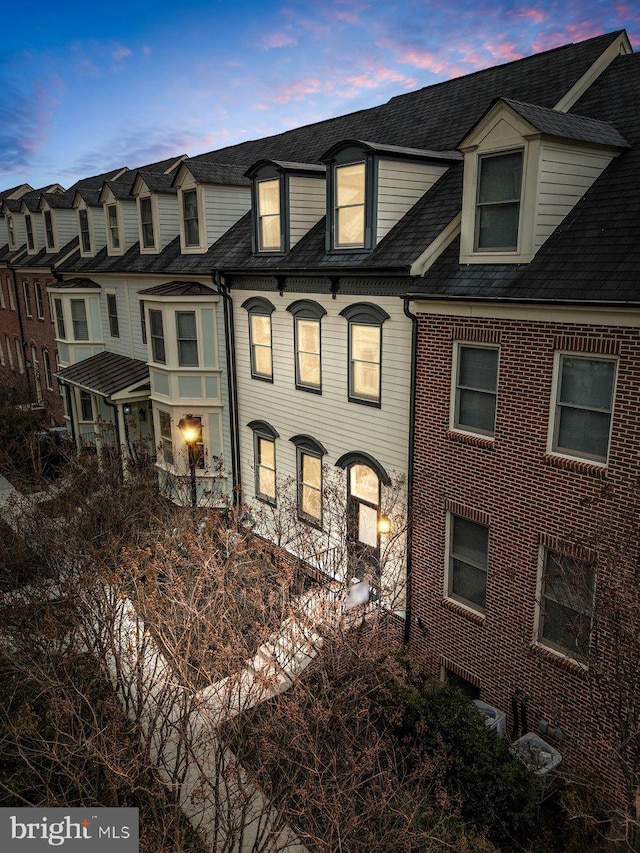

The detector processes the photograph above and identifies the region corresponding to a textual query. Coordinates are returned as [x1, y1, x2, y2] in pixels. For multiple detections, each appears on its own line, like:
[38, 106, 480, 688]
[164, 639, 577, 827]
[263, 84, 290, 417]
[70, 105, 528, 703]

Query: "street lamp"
[178, 414, 200, 508]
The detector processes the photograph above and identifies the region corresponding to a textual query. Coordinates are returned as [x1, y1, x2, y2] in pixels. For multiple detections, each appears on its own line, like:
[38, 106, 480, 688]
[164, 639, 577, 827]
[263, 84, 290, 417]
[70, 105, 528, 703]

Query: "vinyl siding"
[203, 185, 251, 246]
[53, 209, 78, 248]
[534, 142, 615, 249]
[119, 200, 141, 252]
[289, 176, 326, 247]
[376, 159, 448, 242]
[156, 195, 180, 249]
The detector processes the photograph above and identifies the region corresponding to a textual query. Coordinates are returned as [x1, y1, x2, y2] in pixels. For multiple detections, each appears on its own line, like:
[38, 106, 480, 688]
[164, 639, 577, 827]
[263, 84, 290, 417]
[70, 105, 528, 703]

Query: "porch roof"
[56, 351, 150, 398]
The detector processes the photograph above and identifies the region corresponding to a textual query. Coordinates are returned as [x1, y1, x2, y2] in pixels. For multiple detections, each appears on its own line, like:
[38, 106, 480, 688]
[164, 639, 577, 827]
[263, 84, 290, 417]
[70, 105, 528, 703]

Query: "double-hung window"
[25, 215, 34, 251]
[257, 179, 281, 251]
[44, 211, 55, 250]
[107, 204, 120, 250]
[290, 435, 326, 526]
[453, 344, 499, 436]
[340, 303, 389, 406]
[287, 300, 325, 393]
[538, 549, 594, 660]
[475, 150, 523, 252]
[54, 298, 66, 339]
[159, 411, 174, 464]
[8, 280, 16, 310]
[7, 215, 15, 248]
[551, 355, 616, 463]
[176, 311, 198, 366]
[15, 340, 23, 373]
[107, 293, 120, 338]
[243, 297, 275, 381]
[182, 189, 200, 247]
[5, 335, 13, 369]
[22, 281, 32, 317]
[140, 197, 155, 249]
[447, 514, 489, 612]
[335, 162, 365, 248]
[80, 390, 93, 421]
[70, 299, 89, 341]
[149, 310, 166, 364]
[249, 421, 279, 505]
[79, 209, 91, 252]
[43, 350, 53, 390]
[34, 284, 45, 320]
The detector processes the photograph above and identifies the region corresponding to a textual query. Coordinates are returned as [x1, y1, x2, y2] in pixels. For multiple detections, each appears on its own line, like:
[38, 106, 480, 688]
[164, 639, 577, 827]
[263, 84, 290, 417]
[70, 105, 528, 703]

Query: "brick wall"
[409, 312, 640, 806]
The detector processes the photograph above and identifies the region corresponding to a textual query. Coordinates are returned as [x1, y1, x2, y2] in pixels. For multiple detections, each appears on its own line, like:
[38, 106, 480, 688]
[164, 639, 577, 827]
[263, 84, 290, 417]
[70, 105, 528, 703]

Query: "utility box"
[512, 732, 562, 803]
[473, 699, 506, 737]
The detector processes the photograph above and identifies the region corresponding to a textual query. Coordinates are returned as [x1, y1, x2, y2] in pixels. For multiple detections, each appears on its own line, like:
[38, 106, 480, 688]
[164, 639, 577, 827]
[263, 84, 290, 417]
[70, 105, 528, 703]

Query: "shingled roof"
[56, 351, 149, 397]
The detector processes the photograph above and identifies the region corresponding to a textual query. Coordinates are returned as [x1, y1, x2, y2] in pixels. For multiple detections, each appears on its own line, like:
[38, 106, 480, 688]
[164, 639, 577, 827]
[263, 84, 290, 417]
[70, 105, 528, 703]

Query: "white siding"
[289, 176, 326, 247]
[534, 142, 614, 249]
[203, 185, 251, 246]
[376, 160, 448, 242]
[53, 209, 79, 248]
[119, 199, 140, 251]
[156, 194, 180, 248]
[91, 207, 107, 253]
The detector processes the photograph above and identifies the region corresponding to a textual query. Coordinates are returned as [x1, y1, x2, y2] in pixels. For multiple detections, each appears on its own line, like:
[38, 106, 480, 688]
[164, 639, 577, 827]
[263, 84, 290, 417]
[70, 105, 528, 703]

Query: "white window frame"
[79, 208, 92, 254]
[5, 335, 14, 369]
[181, 188, 202, 249]
[445, 512, 489, 615]
[44, 210, 56, 251]
[22, 281, 32, 317]
[149, 309, 166, 364]
[176, 311, 199, 367]
[107, 292, 120, 338]
[34, 283, 45, 320]
[0, 281, 5, 309]
[25, 214, 35, 251]
[139, 196, 156, 250]
[451, 342, 499, 437]
[6, 214, 15, 248]
[107, 204, 121, 251]
[15, 339, 24, 373]
[8, 279, 16, 310]
[158, 410, 174, 466]
[70, 299, 89, 342]
[43, 349, 53, 390]
[53, 297, 66, 339]
[473, 149, 524, 253]
[548, 352, 617, 465]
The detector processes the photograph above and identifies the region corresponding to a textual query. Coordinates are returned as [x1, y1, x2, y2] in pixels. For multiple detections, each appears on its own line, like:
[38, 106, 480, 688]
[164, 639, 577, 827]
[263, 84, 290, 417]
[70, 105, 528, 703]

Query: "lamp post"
[178, 414, 200, 508]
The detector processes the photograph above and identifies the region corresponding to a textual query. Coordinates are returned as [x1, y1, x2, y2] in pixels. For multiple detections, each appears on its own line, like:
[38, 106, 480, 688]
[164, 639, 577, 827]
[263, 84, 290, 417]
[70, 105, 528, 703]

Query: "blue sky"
[1, 0, 638, 190]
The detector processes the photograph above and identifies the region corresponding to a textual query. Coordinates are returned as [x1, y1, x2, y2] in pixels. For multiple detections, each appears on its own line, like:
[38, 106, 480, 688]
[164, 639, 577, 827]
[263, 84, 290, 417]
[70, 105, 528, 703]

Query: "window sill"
[447, 429, 495, 449]
[347, 395, 381, 409]
[442, 597, 485, 625]
[543, 453, 608, 478]
[529, 642, 588, 677]
[250, 373, 274, 384]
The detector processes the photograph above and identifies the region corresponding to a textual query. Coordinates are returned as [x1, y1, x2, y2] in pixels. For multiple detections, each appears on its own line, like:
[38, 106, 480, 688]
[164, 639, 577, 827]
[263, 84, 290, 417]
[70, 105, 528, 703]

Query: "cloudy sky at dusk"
[1, 0, 638, 190]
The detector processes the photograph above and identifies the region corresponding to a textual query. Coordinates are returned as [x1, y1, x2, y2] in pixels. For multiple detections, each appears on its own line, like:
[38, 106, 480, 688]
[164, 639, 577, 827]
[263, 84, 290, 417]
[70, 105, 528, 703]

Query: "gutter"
[402, 296, 418, 647]
[212, 270, 241, 505]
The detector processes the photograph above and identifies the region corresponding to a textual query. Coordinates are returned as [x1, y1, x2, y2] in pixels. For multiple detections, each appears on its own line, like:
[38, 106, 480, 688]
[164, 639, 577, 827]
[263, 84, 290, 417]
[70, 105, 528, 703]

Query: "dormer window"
[79, 209, 91, 253]
[257, 179, 281, 251]
[182, 189, 200, 247]
[25, 215, 34, 251]
[6, 215, 15, 248]
[475, 150, 523, 252]
[335, 162, 365, 248]
[140, 197, 155, 249]
[107, 204, 120, 250]
[44, 211, 55, 250]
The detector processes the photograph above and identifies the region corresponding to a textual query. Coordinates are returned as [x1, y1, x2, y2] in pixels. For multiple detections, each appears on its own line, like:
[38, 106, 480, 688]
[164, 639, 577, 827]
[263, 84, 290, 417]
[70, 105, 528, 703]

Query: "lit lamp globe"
[178, 415, 200, 444]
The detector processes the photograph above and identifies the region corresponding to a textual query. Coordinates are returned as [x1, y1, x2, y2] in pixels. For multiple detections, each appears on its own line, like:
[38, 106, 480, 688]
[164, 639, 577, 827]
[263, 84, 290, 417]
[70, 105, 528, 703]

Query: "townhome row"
[1, 28, 638, 805]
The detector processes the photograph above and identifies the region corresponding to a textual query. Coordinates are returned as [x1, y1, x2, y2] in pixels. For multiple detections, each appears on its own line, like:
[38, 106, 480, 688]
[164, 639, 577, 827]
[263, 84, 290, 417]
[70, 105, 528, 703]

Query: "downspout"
[8, 263, 32, 400]
[402, 295, 418, 646]
[212, 270, 241, 505]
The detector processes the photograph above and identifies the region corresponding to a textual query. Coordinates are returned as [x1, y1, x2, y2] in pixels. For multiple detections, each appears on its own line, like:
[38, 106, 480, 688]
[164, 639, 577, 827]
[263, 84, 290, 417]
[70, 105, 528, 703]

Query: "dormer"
[20, 197, 45, 254]
[3, 205, 25, 251]
[245, 160, 326, 254]
[38, 186, 76, 254]
[458, 98, 630, 264]
[99, 179, 138, 256]
[0, 184, 31, 247]
[321, 140, 461, 251]
[172, 160, 251, 254]
[73, 192, 103, 258]
[131, 170, 181, 254]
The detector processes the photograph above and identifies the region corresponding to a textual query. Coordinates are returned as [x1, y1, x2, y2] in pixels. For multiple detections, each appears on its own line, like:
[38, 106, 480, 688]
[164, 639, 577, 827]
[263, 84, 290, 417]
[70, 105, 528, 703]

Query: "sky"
[1, 0, 638, 190]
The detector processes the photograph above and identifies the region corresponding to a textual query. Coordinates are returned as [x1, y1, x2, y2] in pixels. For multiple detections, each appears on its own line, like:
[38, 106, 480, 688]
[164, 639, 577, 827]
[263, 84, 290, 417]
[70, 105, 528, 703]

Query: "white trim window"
[158, 410, 174, 465]
[107, 293, 119, 338]
[0, 336, 4, 366]
[475, 150, 523, 252]
[7, 214, 15, 248]
[31, 345, 42, 404]
[140, 197, 155, 249]
[43, 349, 53, 390]
[15, 339, 24, 373]
[34, 283, 45, 320]
[257, 179, 281, 251]
[149, 309, 166, 364]
[176, 311, 199, 366]
[551, 354, 616, 463]
[70, 299, 89, 341]
[0, 281, 5, 309]
[79, 208, 91, 253]
[182, 189, 200, 247]
[53, 298, 66, 339]
[79, 390, 93, 421]
[8, 280, 16, 311]
[5, 335, 13, 369]
[447, 514, 489, 612]
[25, 214, 35, 251]
[453, 344, 499, 436]
[335, 162, 365, 248]
[22, 281, 32, 317]
[537, 548, 595, 660]
[107, 204, 120, 250]
[44, 211, 55, 250]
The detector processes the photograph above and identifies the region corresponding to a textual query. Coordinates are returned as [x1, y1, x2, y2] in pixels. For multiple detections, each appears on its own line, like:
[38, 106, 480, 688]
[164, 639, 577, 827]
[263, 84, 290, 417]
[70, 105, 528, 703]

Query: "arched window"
[287, 300, 326, 393]
[290, 434, 327, 525]
[339, 303, 389, 406]
[243, 297, 275, 382]
[248, 420, 279, 504]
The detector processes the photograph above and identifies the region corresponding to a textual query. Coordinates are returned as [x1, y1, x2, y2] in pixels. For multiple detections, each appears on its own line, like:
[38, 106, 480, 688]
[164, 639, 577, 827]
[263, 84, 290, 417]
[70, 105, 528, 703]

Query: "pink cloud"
[483, 40, 524, 62]
[260, 31, 297, 50]
[518, 8, 548, 24]
[273, 76, 323, 103]
[112, 46, 132, 62]
[397, 50, 447, 74]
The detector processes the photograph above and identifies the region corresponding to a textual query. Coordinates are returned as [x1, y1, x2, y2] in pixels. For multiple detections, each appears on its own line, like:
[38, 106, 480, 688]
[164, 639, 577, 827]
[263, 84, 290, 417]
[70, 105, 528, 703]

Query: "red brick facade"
[0, 268, 64, 423]
[409, 310, 640, 804]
